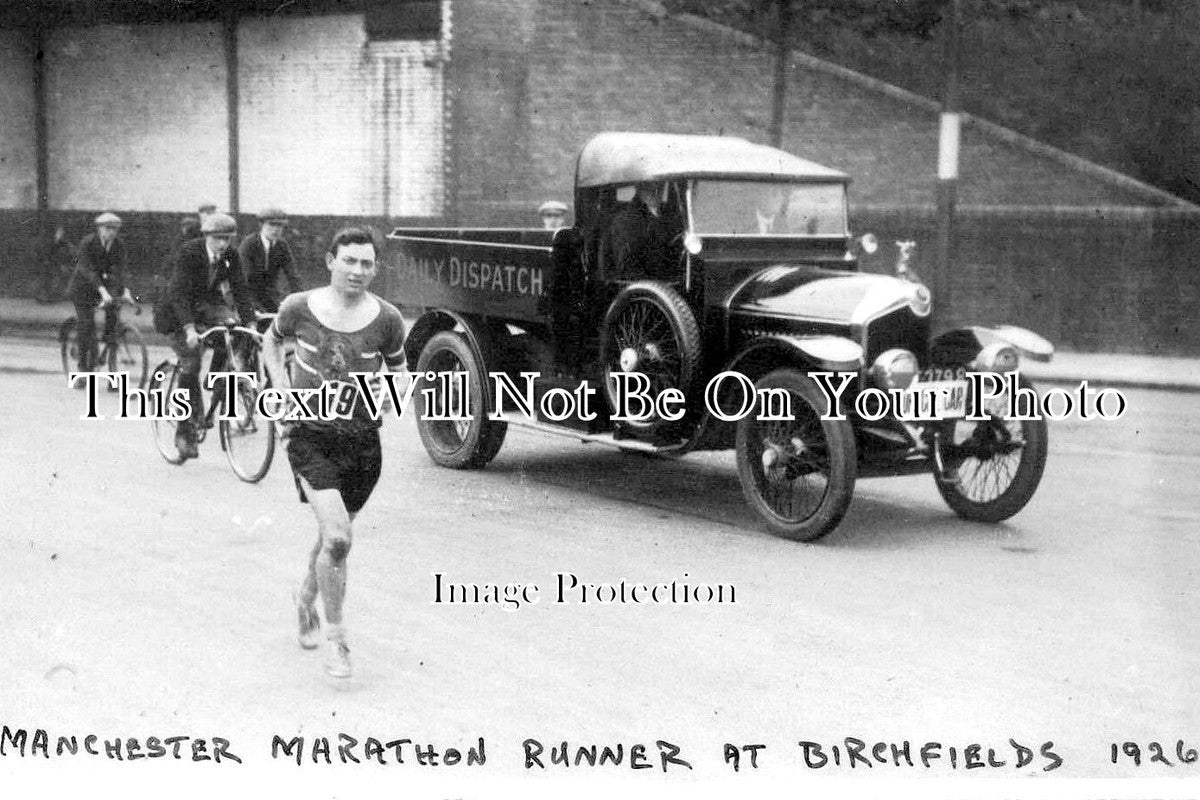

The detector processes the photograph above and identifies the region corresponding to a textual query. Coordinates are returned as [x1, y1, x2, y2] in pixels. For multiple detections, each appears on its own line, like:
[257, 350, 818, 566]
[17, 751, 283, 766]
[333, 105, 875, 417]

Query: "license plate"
[907, 379, 969, 419]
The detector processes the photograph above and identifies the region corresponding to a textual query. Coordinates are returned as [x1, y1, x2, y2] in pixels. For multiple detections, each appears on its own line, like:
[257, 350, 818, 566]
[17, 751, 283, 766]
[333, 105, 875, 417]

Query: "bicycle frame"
[61, 296, 149, 387]
[193, 323, 263, 441]
[150, 319, 277, 481]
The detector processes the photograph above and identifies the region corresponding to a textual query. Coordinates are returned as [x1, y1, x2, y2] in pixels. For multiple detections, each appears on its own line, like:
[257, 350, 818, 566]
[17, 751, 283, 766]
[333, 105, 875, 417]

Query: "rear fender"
[405, 310, 505, 407]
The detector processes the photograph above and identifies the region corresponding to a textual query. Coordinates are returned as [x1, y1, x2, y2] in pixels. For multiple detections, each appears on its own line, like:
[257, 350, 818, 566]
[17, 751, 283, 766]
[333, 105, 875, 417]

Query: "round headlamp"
[974, 342, 1019, 372]
[909, 284, 932, 317]
[870, 348, 919, 390]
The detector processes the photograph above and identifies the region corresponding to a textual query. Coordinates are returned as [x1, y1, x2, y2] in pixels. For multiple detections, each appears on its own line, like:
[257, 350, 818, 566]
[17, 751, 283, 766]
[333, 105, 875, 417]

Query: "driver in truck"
[607, 180, 679, 280]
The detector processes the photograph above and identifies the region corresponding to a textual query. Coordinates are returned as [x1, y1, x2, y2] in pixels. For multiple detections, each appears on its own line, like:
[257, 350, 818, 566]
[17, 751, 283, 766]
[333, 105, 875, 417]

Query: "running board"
[496, 415, 690, 454]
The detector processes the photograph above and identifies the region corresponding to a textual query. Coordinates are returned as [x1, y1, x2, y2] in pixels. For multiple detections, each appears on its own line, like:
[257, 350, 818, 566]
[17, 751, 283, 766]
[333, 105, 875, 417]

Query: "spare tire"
[600, 281, 702, 432]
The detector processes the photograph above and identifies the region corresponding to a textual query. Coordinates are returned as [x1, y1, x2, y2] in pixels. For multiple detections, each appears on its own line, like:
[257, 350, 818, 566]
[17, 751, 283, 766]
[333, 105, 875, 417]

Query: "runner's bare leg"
[299, 539, 321, 608]
[298, 476, 354, 626]
[299, 507, 358, 613]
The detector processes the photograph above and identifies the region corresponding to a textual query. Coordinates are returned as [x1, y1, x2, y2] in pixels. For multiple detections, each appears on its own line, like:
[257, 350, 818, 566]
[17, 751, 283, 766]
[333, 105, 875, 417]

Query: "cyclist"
[68, 212, 132, 374]
[239, 208, 302, 315]
[261, 227, 406, 680]
[158, 212, 256, 460]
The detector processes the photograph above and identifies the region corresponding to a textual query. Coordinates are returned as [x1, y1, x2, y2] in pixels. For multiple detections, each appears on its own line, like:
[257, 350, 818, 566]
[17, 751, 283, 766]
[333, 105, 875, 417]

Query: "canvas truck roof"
[575, 132, 849, 188]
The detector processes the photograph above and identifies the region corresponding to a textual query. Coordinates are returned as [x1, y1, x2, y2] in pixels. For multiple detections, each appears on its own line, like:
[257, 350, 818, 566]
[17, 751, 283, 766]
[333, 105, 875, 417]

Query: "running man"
[261, 227, 406, 679]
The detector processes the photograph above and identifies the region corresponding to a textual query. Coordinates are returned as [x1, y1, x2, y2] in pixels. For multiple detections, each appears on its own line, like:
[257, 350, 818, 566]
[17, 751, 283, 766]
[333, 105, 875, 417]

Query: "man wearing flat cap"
[538, 200, 569, 231]
[69, 212, 132, 372]
[239, 208, 302, 314]
[160, 212, 255, 459]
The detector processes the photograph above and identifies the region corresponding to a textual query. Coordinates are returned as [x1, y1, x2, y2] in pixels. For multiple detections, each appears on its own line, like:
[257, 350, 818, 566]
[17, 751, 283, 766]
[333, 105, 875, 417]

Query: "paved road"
[1, 338, 1197, 795]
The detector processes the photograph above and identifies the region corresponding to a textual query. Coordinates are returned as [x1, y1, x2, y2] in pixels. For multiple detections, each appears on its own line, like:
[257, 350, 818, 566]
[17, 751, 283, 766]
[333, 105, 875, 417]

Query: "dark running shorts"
[285, 425, 383, 514]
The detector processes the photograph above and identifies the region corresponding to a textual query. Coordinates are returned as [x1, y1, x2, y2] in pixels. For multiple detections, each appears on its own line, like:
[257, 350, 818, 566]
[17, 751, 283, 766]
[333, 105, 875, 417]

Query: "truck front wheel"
[735, 368, 856, 541]
[414, 331, 508, 469]
[932, 375, 1047, 522]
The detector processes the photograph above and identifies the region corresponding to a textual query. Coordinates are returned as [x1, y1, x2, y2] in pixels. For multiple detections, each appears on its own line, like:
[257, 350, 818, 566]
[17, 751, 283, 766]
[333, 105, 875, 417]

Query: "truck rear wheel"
[600, 281, 701, 432]
[415, 331, 508, 469]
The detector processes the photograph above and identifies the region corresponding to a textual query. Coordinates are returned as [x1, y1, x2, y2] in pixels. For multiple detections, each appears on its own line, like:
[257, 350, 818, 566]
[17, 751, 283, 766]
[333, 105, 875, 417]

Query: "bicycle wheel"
[219, 348, 275, 483]
[150, 359, 187, 465]
[111, 324, 150, 388]
[59, 318, 79, 378]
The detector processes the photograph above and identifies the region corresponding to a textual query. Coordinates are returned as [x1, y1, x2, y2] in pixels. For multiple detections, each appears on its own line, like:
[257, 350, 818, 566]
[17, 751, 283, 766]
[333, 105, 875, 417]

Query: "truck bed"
[385, 227, 560, 324]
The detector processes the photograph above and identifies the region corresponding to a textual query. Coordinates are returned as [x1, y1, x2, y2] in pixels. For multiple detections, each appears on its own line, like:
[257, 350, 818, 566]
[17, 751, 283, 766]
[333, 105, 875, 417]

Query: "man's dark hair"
[327, 226, 378, 257]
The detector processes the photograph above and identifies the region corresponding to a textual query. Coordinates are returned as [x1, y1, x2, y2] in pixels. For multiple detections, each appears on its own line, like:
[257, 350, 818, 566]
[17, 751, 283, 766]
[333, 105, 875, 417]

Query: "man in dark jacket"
[606, 180, 679, 280]
[162, 212, 255, 459]
[238, 208, 302, 313]
[69, 212, 132, 371]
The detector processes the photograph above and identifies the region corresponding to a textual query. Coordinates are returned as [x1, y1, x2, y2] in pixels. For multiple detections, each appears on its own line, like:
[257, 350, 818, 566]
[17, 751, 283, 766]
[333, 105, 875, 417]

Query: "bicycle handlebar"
[195, 323, 263, 343]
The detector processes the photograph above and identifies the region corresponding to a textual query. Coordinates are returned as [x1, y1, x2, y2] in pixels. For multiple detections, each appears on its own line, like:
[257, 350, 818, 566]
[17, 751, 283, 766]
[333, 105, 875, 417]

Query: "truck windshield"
[690, 180, 848, 236]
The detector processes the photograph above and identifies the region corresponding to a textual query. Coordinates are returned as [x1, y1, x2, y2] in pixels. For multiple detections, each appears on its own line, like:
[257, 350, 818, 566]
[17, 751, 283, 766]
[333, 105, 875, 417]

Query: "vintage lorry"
[385, 132, 1053, 541]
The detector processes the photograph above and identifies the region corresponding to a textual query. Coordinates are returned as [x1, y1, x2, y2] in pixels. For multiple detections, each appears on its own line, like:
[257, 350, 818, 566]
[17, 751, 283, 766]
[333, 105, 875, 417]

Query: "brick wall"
[368, 38, 448, 217]
[5, 12, 447, 218]
[447, 0, 1165, 225]
[853, 206, 1200, 356]
[44, 22, 229, 210]
[0, 29, 37, 208]
[2, 0, 1195, 355]
[239, 14, 377, 216]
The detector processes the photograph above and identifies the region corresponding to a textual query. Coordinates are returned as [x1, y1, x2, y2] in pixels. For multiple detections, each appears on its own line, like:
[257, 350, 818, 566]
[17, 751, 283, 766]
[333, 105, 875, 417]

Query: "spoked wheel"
[414, 330, 507, 469]
[600, 281, 701, 432]
[735, 368, 856, 541]
[933, 376, 1048, 522]
[150, 359, 187, 465]
[110, 324, 150, 388]
[219, 348, 276, 483]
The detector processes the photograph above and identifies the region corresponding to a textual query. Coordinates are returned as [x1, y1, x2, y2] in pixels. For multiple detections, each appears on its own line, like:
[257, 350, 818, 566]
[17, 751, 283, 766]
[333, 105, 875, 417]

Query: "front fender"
[726, 333, 864, 377]
[931, 325, 1054, 367]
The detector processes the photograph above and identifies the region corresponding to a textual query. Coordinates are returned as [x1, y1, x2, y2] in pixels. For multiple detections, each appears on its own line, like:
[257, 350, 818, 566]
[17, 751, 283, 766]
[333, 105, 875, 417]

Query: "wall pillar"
[224, 9, 239, 213]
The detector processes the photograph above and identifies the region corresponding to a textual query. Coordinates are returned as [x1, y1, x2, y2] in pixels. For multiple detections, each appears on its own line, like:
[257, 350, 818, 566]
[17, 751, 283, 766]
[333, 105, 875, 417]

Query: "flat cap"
[201, 212, 237, 235]
[538, 201, 568, 215]
[94, 212, 123, 228]
[259, 208, 289, 224]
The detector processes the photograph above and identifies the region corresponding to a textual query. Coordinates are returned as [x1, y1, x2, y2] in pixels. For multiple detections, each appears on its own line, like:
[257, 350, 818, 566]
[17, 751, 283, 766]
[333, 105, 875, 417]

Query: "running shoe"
[325, 634, 351, 679]
[296, 594, 320, 650]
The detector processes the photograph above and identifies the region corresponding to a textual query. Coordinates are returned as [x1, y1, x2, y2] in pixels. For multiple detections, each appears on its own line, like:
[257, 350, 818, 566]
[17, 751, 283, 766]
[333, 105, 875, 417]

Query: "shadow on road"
[482, 441, 1029, 551]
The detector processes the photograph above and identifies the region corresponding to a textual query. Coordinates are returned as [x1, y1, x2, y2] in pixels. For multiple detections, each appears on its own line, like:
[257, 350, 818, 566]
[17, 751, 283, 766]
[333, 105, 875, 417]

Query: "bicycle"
[59, 295, 149, 388]
[148, 320, 276, 483]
